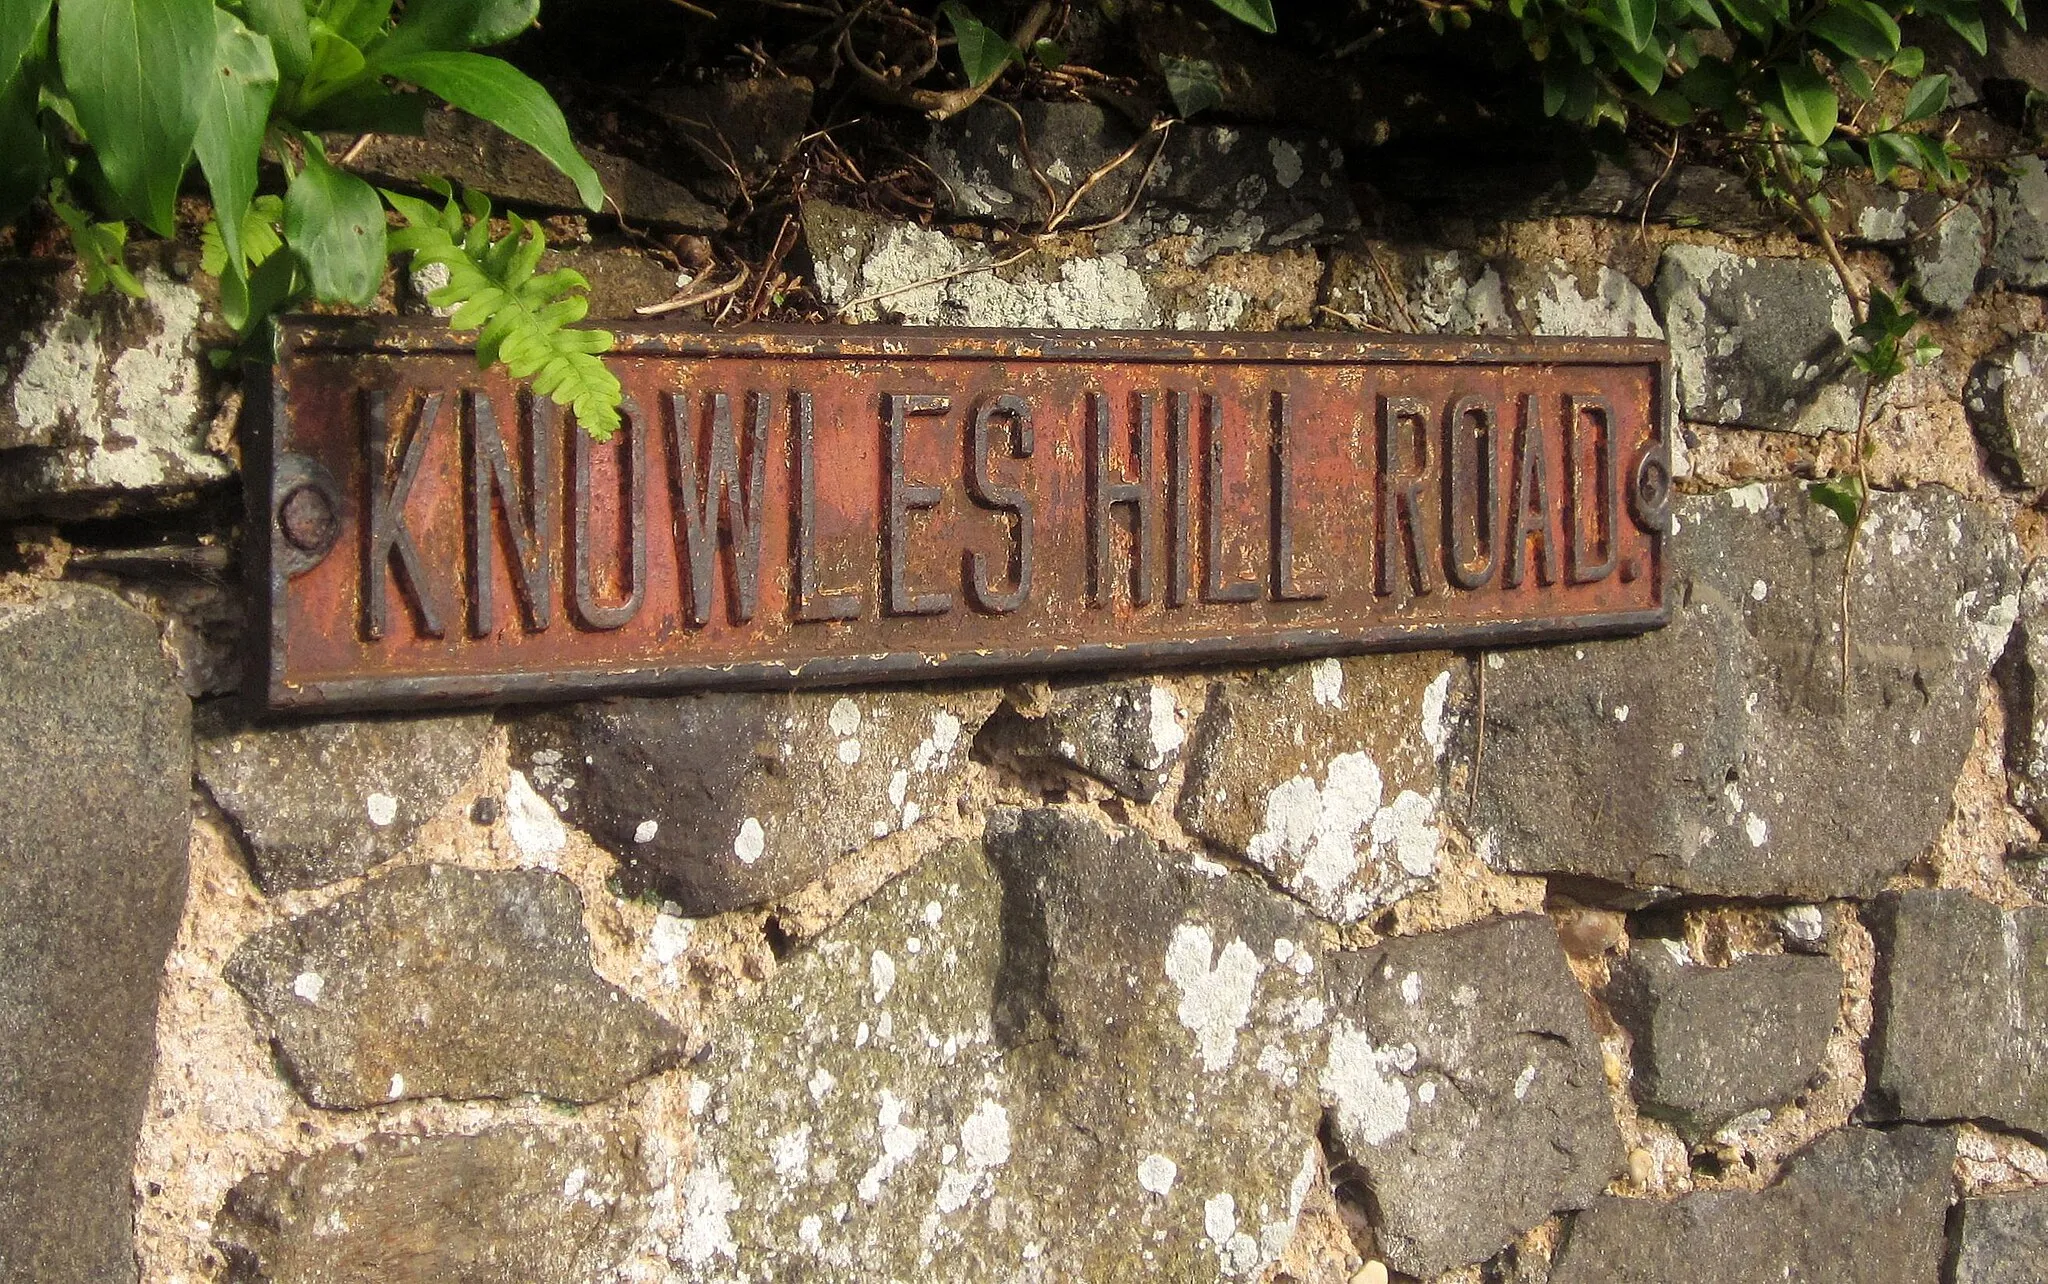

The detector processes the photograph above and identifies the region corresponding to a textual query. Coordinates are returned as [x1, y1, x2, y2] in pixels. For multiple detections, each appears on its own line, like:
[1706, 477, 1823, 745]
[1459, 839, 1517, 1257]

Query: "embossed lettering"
[571, 397, 647, 630]
[967, 394, 1034, 614]
[1505, 392, 1560, 589]
[1567, 395, 1620, 585]
[1270, 391, 1324, 602]
[1443, 395, 1500, 591]
[1377, 394, 1436, 599]
[792, 389, 860, 622]
[1167, 389, 1193, 608]
[1087, 390, 1156, 607]
[466, 391, 554, 637]
[1203, 393, 1261, 604]
[884, 392, 951, 616]
[365, 388, 446, 640]
[666, 389, 768, 625]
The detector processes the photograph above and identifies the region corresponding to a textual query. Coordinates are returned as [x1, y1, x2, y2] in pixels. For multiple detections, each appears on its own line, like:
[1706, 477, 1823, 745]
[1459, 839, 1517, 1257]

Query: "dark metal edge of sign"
[249, 320, 1676, 714]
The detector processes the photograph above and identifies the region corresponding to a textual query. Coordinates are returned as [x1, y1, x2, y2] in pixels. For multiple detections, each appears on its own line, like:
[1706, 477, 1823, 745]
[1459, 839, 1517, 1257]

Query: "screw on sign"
[250, 323, 1672, 711]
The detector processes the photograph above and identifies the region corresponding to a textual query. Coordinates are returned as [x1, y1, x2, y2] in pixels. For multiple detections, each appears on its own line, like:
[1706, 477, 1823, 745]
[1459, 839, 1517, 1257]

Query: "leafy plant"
[0, 0, 610, 414]
[387, 182, 622, 440]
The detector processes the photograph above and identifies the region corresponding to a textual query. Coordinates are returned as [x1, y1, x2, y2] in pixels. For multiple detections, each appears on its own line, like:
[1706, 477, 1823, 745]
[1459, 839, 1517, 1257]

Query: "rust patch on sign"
[249, 320, 1672, 711]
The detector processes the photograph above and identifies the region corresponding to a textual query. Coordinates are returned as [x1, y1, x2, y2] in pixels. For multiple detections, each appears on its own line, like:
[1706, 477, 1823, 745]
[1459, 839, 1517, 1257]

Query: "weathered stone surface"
[1905, 193, 1985, 314]
[511, 688, 993, 915]
[213, 1125, 653, 1284]
[1370, 146, 1772, 230]
[1954, 1187, 2048, 1284]
[677, 811, 1329, 1281]
[1968, 334, 2048, 488]
[336, 110, 721, 230]
[1549, 1126, 1956, 1284]
[1475, 483, 2017, 900]
[1605, 941, 1841, 1138]
[1867, 889, 2048, 1135]
[1325, 245, 1662, 338]
[225, 864, 684, 1107]
[647, 75, 813, 203]
[803, 200, 1320, 329]
[196, 710, 491, 892]
[0, 582, 190, 1284]
[2002, 562, 2048, 826]
[1320, 915, 1621, 1278]
[0, 262, 228, 518]
[975, 679, 1185, 801]
[1979, 156, 2048, 291]
[1179, 654, 1461, 924]
[921, 100, 1357, 254]
[1655, 244, 1861, 435]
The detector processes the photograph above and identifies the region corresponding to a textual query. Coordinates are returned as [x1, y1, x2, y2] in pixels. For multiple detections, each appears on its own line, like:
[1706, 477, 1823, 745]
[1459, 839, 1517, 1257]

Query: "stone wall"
[6, 47, 2048, 1284]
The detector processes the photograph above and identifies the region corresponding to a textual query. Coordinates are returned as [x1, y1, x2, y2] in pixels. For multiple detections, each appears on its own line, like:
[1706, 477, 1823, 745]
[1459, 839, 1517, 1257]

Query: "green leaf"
[295, 21, 369, 110]
[1679, 56, 1739, 109]
[375, 50, 603, 210]
[1902, 73, 1949, 122]
[1206, 0, 1278, 32]
[241, 0, 312, 82]
[318, 0, 394, 49]
[284, 142, 386, 303]
[1719, 0, 1779, 38]
[1605, 32, 1666, 93]
[369, 0, 538, 65]
[0, 56, 46, 224]
[1840, 59, 1876, 100]
[1160, 53, 1224, 117]
[1777, 62, 1839, 146]
[1031, 36, 1066, 69]
[1868, 129, 1917, 181]
[1807, 475, 1865, 526]
[1596, 0, 1659, 52]
[1940, 6, 1987, 53]
[57, 0, 217, 235]
[200, 194, 285, 275]
[1887, 44, 1924, 78]
[940, 2, 1020, 87]
[220, 237, 301, 334]
[1642, 84, 1696, 123]
[0, 0, 51, 92]
[194, 9, 280, 280]
[50, 189, 144, 296]
[1807, 0, 1900, 60]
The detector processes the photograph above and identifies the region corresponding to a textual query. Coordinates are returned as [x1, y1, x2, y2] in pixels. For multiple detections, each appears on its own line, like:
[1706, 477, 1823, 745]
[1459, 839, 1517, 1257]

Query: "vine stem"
[1841, 377, 1874, 699]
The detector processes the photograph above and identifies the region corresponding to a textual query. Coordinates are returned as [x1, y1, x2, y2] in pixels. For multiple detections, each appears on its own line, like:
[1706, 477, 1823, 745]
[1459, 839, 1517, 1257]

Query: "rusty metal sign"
[249, 319, 1672, 711]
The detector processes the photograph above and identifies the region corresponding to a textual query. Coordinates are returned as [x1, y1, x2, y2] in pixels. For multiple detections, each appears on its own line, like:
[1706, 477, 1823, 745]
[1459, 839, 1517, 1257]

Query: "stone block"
[646, 74, 812, 203]
[1954, 1187, 2048, 1284]
[0, 262, 228, 518]
[1968, 334, 2048, 489]
[225, 864, 684, 1107]
[196, 709, 492, 891]
[1178, 655, 1461, 924]
[975, 679, 1187, 802]
[1549, 1126, 1956, 1284]
[1474, 483, 2017, 900]
[213, 1125, 653, 1284]
[1867, 888, 2048, 1135]
[676, 810, 1330, 1280]
[1655, 244, 1861, 436]
[1979, 156, 2048, 291]
[920, 100, 1357, 256]
[334, 110, 721, 230]
[1905, 193, 1985, 315]
[803, 200, 1321, 330]
[1319, 915, 1622, 1278]
[509, 686, 993, 915]
[2002, 562, 2048, 827]
[1605, 941, 1841, 1138]
[1325, 246, 1663, 338]
[0, 583, 190, 1284]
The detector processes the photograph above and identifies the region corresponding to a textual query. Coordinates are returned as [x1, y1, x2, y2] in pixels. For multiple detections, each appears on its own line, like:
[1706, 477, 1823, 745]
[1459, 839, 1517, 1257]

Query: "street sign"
[250, 320, 1671, 710]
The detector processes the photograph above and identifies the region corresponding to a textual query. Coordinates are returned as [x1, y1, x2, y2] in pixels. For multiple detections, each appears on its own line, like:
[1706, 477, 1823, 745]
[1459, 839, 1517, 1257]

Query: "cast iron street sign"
[250, 320, 1673, 710]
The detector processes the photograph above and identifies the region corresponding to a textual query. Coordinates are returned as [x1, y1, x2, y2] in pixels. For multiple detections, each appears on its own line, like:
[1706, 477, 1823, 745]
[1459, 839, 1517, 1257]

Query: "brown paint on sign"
[249, 322, 1672, 711]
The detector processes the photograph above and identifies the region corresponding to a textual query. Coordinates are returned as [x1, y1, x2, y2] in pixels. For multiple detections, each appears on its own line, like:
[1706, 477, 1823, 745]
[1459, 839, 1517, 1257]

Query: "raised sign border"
[249, 320, 1673, 711]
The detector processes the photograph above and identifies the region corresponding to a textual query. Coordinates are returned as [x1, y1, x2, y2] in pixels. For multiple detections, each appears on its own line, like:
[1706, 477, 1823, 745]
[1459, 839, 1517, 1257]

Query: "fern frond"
[382, 184, 623, 441]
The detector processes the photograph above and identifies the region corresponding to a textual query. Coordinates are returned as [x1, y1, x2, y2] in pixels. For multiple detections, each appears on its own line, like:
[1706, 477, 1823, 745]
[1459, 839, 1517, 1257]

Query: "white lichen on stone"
[1164, 923, 1262, 1072]
[1137, 1153, 1179, 1196]
[676, 1164, 740, 1267]
[733, 817, 766, 865]
[1321, 1023, 1417, 1146]
[503, 770, 567, 859]
[856, 1090, 924, 1203]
